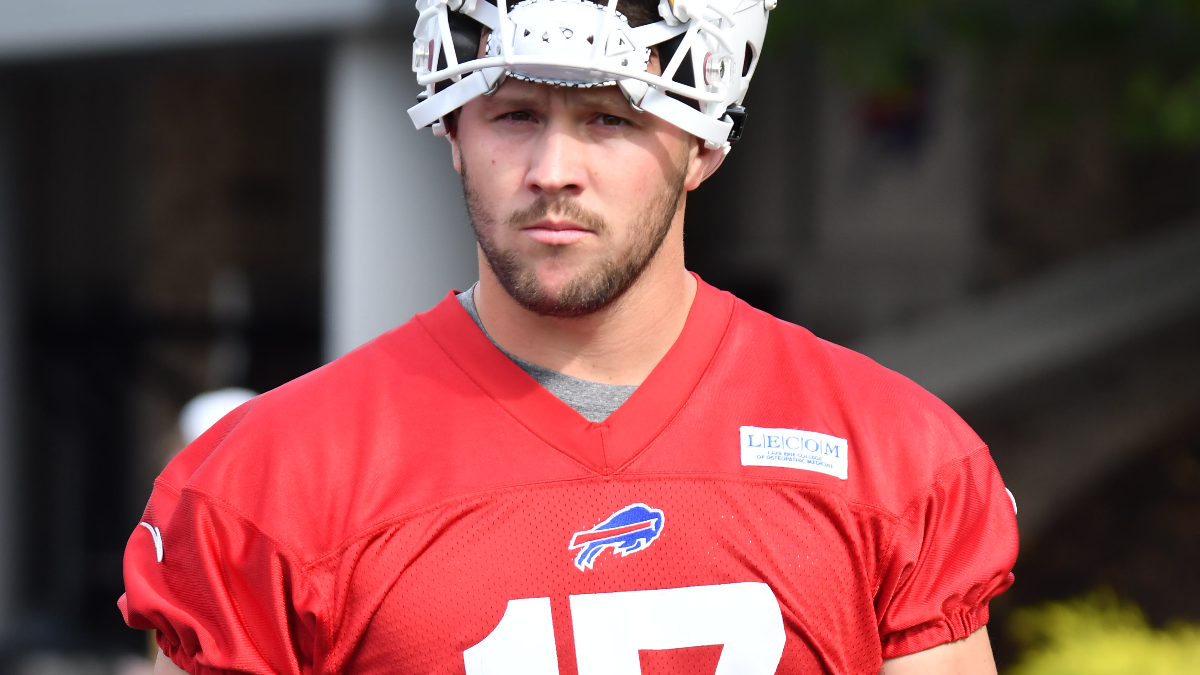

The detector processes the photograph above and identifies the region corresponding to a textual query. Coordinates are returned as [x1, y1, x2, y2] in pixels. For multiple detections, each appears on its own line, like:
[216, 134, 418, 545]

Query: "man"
[121, 0, 1019, 672]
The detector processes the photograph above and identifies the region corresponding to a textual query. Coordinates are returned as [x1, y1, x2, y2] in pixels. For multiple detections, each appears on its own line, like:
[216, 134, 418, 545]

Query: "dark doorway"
[7, 40, 326, 655]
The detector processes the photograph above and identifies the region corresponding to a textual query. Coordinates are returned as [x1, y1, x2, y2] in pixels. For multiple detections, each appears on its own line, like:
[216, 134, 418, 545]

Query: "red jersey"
[120, 279, 1018, 675]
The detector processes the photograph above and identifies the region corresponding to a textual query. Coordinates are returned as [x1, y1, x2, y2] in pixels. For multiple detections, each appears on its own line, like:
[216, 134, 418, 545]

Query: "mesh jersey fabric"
[455, 284, 637, 422]
[119, 277, 1019, 675]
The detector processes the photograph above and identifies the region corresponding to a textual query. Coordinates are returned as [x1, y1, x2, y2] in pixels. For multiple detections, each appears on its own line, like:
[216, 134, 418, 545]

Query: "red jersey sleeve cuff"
[879, 595, 995, 660]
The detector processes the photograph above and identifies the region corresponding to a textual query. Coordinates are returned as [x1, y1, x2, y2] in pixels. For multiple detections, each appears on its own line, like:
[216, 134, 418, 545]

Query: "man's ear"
[684, 141, 728, 191]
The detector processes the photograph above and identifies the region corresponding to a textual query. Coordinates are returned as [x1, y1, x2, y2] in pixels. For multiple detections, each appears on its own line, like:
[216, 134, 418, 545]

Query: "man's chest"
[323, 478, 889, 675]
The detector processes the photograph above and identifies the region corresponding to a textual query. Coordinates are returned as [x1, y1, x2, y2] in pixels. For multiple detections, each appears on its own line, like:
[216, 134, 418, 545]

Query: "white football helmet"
[407, 0, 774, 150]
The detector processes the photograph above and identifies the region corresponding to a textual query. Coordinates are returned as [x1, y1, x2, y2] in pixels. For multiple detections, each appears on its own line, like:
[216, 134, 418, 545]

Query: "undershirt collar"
[455, 284, 636, 423]
[415, 274, 735, 474]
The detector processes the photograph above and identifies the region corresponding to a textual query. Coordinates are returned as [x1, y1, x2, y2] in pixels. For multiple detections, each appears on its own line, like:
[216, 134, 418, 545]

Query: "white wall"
[325, 32, 479, 360]
[0, 0, 386, 61]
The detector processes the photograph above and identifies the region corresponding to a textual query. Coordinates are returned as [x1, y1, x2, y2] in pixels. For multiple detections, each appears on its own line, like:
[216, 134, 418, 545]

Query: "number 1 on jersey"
[463, 598, 561, 675]
[463, 583, 785, 675]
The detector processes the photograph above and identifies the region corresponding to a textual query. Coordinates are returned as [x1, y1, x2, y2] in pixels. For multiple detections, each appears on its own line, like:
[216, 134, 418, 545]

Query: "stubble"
[462, 154, 687, 318]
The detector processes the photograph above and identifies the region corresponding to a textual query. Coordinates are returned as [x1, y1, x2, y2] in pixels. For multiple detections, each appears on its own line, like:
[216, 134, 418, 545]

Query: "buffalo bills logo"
[569, 503, 665, 571]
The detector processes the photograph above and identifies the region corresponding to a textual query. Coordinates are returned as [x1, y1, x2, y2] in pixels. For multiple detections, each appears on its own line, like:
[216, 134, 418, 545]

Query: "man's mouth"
[521, 219, 594, 246]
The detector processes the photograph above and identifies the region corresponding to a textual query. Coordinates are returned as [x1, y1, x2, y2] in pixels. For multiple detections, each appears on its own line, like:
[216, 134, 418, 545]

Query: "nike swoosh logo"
[139, 522, 163, 562]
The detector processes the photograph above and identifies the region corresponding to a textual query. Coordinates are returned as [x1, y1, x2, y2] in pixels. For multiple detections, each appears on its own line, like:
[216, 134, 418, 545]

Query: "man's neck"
[472, 250, 697, 387]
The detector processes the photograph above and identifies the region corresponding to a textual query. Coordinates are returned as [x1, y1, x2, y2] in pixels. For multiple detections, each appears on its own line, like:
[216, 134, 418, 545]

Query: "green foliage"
[767, 0, 1200, 148]
[1125, 66, 1200, 146]
[1007, 590, 1200, 675]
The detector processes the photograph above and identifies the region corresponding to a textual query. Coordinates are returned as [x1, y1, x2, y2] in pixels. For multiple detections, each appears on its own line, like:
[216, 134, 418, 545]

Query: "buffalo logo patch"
[569, 503, 665, 571]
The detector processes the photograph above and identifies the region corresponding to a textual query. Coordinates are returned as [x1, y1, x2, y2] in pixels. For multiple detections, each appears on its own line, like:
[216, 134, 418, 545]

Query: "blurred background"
[0, 0, 1196, 673]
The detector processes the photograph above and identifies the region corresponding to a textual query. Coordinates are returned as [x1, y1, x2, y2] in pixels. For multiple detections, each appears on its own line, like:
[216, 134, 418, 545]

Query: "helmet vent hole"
[542, 32, 550, 42]
[524, 28, 531, 37]
[561, 28, 574, 39]
[587, 35, 594, 44]
[742, 42, 756, 77]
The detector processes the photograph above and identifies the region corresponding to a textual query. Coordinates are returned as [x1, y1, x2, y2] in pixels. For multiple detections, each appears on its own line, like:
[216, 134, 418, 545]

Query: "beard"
[462, 155, 687, 318]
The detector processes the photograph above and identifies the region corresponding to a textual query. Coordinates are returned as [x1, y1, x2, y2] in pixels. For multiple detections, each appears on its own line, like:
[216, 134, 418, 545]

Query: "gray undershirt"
[457, 285, 636, 422]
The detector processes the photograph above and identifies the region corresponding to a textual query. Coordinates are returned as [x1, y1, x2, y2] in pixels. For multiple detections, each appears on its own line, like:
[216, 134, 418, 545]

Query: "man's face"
[451, 78, 699, 317]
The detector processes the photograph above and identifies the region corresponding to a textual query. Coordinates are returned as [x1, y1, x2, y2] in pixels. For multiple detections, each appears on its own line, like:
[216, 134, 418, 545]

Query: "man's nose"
[524, 126, 586, 197]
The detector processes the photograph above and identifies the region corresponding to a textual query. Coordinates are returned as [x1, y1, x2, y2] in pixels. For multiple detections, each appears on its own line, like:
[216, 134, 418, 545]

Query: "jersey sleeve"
[874, 445, 1019, 659]
[118, 413, 324, 675]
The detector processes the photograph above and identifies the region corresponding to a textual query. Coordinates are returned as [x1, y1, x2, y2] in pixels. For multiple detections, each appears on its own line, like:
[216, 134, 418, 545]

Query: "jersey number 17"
[464, 582, 786, 675]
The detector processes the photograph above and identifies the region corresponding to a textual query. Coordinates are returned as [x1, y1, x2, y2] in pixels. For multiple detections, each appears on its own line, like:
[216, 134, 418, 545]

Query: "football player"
[122, 0, 1019, 672]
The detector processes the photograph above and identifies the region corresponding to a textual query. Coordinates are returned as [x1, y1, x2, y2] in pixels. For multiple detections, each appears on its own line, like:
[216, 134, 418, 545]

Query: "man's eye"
[503, 111, 534, 122]
[599, 114, 627, 127]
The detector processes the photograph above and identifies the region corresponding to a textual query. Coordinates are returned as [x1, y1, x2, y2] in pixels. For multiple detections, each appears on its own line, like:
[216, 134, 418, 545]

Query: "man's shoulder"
[219, 313, 447, 445]
[717, 298, 987, 513]
[723, 298, 976, 437]
[157, 313, 466, 560]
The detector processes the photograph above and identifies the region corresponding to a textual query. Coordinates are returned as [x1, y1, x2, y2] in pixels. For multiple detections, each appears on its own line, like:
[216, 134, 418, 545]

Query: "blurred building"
[0, 0, 1196, 671]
